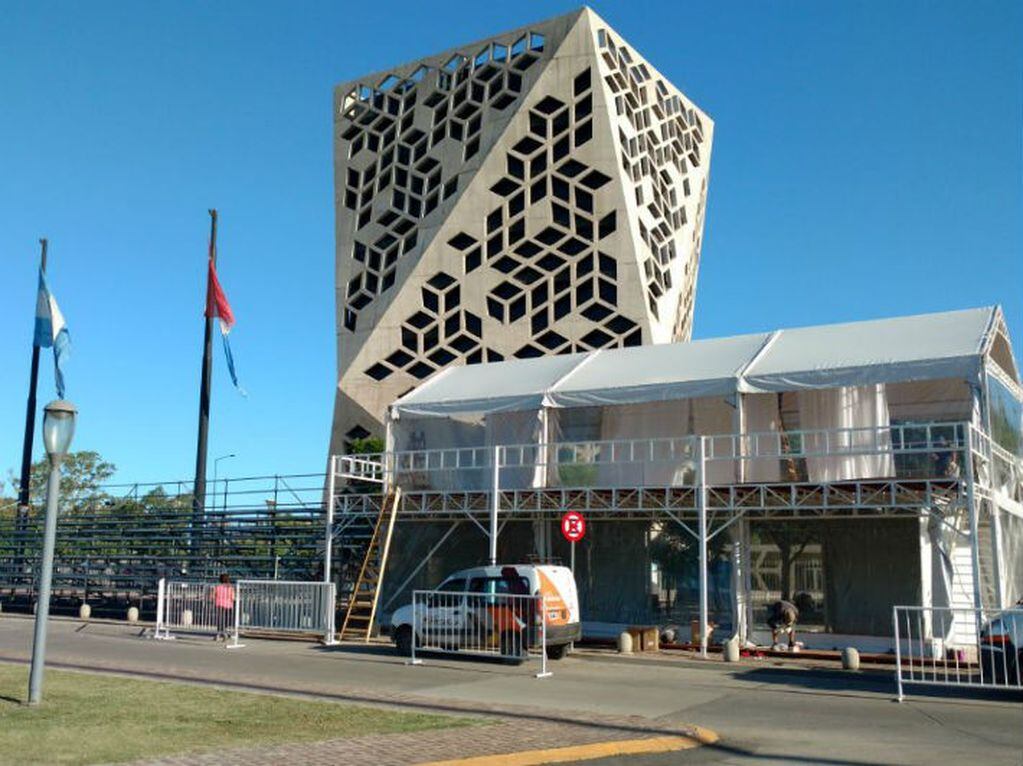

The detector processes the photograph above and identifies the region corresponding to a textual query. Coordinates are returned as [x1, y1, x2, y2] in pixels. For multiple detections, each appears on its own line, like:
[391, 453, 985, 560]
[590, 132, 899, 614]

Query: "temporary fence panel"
[235, 580, 337, 644]
[893, 605, 1023, 700]
[154, 578, 233, 638]
[409, 590, 552, 678]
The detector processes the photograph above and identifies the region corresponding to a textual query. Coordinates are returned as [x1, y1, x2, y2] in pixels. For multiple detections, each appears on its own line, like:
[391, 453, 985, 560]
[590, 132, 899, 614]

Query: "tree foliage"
[7, 450, 116, 512]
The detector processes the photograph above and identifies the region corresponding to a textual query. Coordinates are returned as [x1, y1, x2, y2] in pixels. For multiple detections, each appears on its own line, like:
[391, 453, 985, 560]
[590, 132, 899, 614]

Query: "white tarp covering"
[798, 385, 894, 482]
[392, 351, 587, 417]
[741, 308, 993, 393]
[549, 333, 772, 407]
[389, 307, 1002, 420]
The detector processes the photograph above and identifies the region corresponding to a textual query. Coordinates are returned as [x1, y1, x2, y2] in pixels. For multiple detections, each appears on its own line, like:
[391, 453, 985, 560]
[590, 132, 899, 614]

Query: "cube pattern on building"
[330, 7, 714, 450]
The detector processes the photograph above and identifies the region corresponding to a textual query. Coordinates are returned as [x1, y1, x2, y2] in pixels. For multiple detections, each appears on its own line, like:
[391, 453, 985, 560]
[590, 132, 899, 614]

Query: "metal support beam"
[324, 455, 336, 584]
[989, 501, 1006, 609]
[964, 444, 985, 628]
[697, 436, 709, 659]
[489, 445, 500, 566]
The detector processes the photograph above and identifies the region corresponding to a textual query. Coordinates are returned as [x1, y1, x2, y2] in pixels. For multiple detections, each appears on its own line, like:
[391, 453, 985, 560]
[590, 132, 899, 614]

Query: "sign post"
[561, 510, 585, 575]
[561, 510, 585, 653]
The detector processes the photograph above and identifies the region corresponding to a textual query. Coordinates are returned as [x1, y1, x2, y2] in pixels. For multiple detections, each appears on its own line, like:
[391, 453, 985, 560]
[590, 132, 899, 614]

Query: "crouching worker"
[213, 573, 235, 641]
[767, 599, 799, 651]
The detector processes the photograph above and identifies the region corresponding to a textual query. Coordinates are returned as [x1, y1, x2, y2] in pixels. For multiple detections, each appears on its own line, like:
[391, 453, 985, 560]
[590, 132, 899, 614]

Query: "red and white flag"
[205, 257, 244, 394]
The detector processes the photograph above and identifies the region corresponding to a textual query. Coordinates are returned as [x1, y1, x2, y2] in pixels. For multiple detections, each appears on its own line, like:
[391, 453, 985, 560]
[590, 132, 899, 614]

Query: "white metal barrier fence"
[235, 579, 336, 645]
[155, 578, 336, 646]
[408, 590, 552, 678]
[894, 606, 1023, 701]
[154, 578, 232, 639]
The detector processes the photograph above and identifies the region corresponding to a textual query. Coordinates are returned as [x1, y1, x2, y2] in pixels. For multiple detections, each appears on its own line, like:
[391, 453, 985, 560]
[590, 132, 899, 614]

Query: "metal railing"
[343, 421, 983, 492]
[154, 578, 234, 639]
[893, 605, 1023, 700]
[0, 473, 327, 614]
[408, 590, 552, 678]
[235, 579, 336, 645]
[154, 578, 336, 645]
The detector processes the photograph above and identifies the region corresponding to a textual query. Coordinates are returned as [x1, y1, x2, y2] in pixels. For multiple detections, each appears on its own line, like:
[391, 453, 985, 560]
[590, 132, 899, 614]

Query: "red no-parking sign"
[561, 510, 586, 543]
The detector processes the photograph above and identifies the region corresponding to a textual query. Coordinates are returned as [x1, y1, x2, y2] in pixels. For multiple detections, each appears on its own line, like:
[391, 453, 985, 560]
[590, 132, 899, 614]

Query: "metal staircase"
[338, 487, 401, 641]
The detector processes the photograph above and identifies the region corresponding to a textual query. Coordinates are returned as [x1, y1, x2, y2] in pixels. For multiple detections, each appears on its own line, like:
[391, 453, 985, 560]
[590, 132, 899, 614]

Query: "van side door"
[424, 578, 467, 644]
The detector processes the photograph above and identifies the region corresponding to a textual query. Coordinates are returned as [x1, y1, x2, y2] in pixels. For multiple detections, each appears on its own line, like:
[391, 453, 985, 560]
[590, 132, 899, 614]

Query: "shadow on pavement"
[730, 666, 1023, 704]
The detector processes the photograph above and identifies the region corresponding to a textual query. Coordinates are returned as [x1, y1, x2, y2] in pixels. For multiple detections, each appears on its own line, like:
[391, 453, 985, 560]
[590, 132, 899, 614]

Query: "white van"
[391, 563, 581, 660]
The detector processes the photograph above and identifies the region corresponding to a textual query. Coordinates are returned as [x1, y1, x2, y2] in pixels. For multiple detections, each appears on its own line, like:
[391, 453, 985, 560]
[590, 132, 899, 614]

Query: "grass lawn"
[0, 662, 472, 765]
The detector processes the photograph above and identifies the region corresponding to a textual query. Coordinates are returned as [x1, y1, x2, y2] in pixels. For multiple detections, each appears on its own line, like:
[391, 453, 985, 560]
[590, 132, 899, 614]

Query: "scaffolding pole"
[697, 436, 709, 659]
[964, 441, 985, 630]
[489, 445, 500, 566]
[324, 455, 336, 584]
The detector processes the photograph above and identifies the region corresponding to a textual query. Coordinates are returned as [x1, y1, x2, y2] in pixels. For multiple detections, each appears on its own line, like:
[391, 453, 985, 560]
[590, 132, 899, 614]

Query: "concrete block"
[79, 603, 91, 620]
[841, 647, 860, 671]
[617, 631, 633, 654]
[126, 606, 140, 624]
[723, 637, 740, 662]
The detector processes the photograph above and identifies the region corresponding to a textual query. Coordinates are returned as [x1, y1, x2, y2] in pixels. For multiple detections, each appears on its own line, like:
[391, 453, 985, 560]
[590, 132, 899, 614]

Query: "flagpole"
[191, 210, 217, 570]
[16, 239, 47, 559]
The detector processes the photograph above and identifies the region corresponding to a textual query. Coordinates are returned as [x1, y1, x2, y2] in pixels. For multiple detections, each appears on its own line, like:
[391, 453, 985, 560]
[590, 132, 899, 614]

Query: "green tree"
[8, 450, 116, 512]
[348, 436, 385, 454]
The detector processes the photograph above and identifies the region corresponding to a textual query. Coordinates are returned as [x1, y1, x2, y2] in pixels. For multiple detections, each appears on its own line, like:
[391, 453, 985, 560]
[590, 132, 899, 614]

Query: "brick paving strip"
[136, 716, 716, 766]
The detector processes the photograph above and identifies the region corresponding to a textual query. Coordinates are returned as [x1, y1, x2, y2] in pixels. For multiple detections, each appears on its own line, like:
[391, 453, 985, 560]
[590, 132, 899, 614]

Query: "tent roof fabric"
[390, 306, 1008, 418]
[743, 307, 995, 392]
[391, 350, 587, 416]
[551, 332, 773, 406]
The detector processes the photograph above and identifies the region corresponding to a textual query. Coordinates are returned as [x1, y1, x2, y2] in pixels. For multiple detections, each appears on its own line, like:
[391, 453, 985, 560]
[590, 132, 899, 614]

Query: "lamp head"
[42, 400, 77, 459]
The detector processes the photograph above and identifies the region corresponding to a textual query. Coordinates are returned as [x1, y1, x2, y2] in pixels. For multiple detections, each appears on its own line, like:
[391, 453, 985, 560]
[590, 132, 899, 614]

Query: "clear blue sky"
[2, 1, 1020, 487]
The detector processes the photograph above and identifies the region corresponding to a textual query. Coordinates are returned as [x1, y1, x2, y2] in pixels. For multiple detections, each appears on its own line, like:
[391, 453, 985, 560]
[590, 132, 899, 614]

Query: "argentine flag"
[34, 269, 71, 399]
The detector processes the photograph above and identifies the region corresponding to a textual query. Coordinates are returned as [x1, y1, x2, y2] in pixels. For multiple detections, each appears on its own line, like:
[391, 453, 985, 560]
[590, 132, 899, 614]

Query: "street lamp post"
[28, 399, 76, 705]
[212, 453, 236, 516]
[211, 454, 235, 571]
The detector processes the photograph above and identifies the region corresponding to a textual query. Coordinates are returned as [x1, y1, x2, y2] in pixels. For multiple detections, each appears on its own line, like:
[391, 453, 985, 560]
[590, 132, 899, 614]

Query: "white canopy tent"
[387, 307, 1015, 490]
[390, 306, 1003, 420]
[360, 307, 1023, 654]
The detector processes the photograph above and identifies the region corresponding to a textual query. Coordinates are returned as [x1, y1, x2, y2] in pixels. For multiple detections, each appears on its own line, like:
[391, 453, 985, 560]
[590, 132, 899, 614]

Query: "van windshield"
[468, 576, 529, 595]
[436, 578, 466, 592]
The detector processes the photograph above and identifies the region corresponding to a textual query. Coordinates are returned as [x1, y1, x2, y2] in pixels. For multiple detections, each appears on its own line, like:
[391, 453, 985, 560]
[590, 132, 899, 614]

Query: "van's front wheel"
[545, 643, 570, 660]
[394, 625, 414, 657]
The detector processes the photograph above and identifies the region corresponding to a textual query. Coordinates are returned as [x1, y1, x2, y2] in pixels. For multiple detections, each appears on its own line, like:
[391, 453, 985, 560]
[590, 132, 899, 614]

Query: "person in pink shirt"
[213, 573, 235, 640]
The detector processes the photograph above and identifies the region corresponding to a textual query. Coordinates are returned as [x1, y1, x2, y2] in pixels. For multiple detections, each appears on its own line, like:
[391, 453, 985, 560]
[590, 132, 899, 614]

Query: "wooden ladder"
[338, 488, 401, 642]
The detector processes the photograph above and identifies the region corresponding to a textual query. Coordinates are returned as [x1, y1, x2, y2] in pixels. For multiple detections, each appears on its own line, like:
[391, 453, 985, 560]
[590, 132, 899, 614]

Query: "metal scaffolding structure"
[0, 473, 327, 617]
[331, 420, 1023, 655]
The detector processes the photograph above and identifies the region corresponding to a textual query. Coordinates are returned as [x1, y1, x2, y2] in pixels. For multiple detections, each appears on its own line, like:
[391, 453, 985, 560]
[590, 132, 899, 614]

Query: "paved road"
[1, 616, 1020, 765]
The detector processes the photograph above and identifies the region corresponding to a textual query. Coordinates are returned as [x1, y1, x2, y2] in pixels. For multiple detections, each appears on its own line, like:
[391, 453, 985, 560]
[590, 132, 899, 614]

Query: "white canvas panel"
[885, 378, 973, 422]
[597, 400, 694, 486]
[798, 385, 894, 482]
[487, 409, 545, 489]
[743, 393, 782, 483]
[391, 414, 487, 490]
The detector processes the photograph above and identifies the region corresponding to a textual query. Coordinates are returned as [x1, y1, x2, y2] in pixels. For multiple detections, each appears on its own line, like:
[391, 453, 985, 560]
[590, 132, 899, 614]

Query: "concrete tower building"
[330, 7, 713, 452]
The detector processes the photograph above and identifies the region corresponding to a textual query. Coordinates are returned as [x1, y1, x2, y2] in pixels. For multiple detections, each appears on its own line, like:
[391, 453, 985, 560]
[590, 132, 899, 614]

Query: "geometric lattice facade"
[330, 8, 713, 452]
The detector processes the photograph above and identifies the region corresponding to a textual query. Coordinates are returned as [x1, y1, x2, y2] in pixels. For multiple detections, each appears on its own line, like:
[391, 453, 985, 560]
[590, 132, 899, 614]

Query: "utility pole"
[16, 239, 48, 559]
[191, 210, 218, 566]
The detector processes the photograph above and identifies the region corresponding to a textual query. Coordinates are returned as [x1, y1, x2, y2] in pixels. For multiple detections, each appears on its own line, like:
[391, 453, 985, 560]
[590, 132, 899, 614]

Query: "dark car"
[979, 608, 1023, 686]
